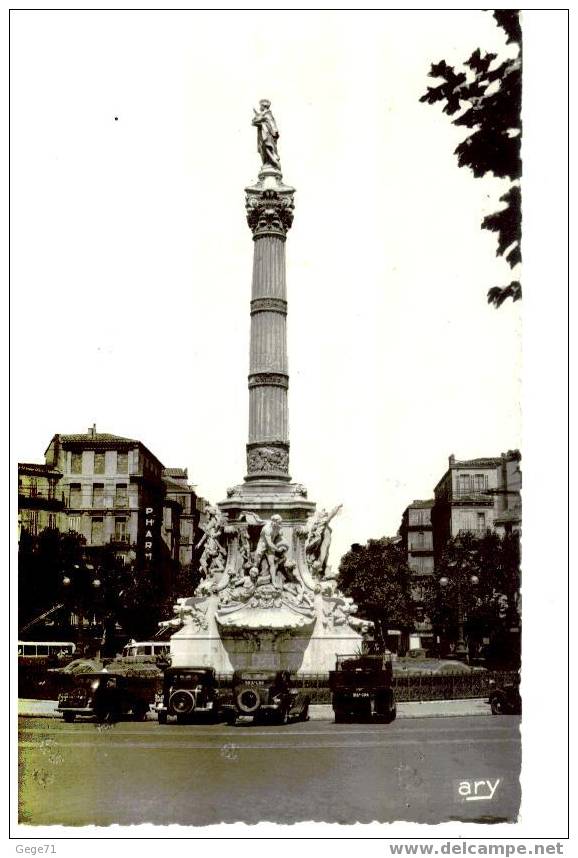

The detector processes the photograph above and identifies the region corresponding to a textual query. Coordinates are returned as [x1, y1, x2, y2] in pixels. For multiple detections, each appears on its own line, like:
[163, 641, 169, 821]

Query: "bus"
[18, 641, 76, 659]
[121, 641, 171, 660]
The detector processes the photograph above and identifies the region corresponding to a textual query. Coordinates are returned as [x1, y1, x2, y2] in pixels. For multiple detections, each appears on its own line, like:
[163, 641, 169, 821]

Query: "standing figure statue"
[196, 506, 227, 578]
[252, 99, 281, 171]
[253, 513, 286, 584]
[305, 505, 343, 576]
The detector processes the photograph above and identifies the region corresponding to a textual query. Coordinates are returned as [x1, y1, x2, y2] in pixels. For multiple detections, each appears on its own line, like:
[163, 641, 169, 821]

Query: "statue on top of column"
[252, 99, 281, 171]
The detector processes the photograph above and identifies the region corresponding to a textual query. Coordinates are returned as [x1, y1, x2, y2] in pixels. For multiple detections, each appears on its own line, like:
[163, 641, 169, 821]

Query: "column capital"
[245, 174, 295, 239]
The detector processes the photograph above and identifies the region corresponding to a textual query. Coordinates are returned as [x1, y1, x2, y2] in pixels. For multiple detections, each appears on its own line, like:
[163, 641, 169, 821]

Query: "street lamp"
[61, 564, 103, 655]
[440, 566, 479, 661]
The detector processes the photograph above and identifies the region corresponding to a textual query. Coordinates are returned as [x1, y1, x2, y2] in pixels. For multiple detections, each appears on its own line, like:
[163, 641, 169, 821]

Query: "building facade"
[43, 427, 169, 568]
[431, 451, 522, 557]
[162, 468, 202, 570]
[399, 500, 435, 652]
[18, 463, 66, 538]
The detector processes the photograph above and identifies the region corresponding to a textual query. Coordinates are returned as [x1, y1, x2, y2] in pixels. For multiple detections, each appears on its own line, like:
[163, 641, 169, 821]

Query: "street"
[18, 715, 521, 826]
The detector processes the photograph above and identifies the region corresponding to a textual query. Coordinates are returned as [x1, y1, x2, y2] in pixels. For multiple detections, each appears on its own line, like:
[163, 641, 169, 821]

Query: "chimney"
[88, 424, 96, 438]
[449, 454, 455, 466]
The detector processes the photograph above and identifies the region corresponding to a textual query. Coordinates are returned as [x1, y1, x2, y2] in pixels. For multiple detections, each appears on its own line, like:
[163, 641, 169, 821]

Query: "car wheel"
[169, 690, 196, 717]
[235, 686, 261, 715]
[385, 704, 397, 724]
[63, 712, 75, 723]
[491, 696, 504, 715]
[95, 708, 114, 724]
[134, 702, 148, 721]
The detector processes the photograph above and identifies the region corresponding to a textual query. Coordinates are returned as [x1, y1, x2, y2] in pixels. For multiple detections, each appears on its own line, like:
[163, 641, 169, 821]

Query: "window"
[22, 509, 39, 535]
[117, 451, 128, 474]
[114, 517, 128, 542]
[458, 474, 471, 495]
[48, 514, 56, 530]
[91, 517, 104, 544]
[68, 515, 81, 533]
[92, 484, 104, 509]
[69, 484, 82, 508]
[115, 484, 128, 508]
[71, 452, 82, 474]
[94, 451, 105, 474]
[475, 474, 487, 492]
[477, 512, 486, 532]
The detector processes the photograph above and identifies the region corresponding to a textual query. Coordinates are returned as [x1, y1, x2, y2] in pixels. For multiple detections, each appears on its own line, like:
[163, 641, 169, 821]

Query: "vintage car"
[488, 674, 522, 715]
[155, 667, 222, 724]
[329, 654, 396, 723]
[57, 672, 157, 723]
[220, 669, 310, 725]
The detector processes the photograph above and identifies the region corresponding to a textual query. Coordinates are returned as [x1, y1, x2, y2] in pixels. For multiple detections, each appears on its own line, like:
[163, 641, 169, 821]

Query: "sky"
[12, 10, 522, 568]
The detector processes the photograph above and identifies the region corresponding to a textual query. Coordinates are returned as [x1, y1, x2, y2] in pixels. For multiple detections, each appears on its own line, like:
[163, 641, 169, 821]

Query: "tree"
[422, 530, 521, 661]
[338, 538, 415, 647]
[420, 10, 522, 308]
[18, 528, 87, 630]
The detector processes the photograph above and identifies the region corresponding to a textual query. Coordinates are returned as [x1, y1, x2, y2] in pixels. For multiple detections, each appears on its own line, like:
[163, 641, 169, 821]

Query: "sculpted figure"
[253, 513, 285, 582]
[252, 100, 281, 171]
[196, 506, 227, 577]
[305, 504, 343, 575]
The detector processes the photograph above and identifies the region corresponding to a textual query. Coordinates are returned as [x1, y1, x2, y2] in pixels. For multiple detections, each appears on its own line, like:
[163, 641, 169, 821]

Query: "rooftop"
[163, 468, 188, 479]
[18, 462, 62, 477]
[450, 457, 503, 468]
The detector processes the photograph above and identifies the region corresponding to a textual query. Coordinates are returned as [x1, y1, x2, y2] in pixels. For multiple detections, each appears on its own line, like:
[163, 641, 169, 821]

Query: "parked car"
[57, 672, 157, 723]
[155, 667, 222, 724]
[488, 675, 521, 715]
[221, 669, 310, 725]
[329, 653, 396, 723]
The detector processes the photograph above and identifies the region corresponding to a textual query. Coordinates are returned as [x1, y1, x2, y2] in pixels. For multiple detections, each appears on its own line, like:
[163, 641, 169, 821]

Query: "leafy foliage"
[422, 531, 521, 647]
[420, 11, 522, 308]
[338, 538, 415, 644]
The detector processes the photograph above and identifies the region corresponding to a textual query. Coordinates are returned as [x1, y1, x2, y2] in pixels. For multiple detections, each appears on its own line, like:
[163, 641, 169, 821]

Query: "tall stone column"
[244, 166, 295, 482]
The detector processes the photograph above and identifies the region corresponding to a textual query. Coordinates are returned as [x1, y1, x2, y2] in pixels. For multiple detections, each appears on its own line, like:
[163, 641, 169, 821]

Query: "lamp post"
[61, 563, 102, 656]
[439, 565, 479, 661]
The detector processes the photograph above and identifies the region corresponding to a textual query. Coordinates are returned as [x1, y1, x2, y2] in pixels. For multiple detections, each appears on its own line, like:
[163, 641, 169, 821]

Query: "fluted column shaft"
[244, 174, 295, 481]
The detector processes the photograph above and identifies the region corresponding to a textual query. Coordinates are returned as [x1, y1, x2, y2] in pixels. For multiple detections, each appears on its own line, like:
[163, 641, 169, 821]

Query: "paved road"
[18, 716, 520, 826]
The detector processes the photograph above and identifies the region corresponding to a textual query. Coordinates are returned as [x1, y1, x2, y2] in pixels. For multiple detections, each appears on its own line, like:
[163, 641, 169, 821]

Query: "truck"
[329, 654, 396, 723]
[220, 669, 310, 725]
[57, 671, 158, 723]
[155, 667, 222, 724]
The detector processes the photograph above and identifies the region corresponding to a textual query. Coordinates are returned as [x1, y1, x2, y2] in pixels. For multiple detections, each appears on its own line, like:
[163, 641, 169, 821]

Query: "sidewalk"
[18, 698, 491, 720]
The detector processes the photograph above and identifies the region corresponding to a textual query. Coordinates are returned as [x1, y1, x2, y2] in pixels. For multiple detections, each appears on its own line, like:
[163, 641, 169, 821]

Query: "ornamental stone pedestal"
[167, 107, 366, 673]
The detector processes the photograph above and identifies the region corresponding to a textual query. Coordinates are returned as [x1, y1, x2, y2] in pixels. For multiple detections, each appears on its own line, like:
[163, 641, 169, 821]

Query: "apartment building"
[18, 462, 66, 537]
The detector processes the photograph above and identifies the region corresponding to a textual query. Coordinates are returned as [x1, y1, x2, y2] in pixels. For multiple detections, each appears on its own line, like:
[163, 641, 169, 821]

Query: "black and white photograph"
[10, 6, 568, 842]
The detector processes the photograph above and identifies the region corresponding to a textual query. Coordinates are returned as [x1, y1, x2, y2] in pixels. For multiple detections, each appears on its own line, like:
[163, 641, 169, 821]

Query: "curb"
[18, 698, 491, 721]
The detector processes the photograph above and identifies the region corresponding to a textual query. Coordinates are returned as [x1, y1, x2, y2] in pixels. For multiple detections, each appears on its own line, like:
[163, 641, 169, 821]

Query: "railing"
[453, 488, 492, 500]
[457, 527, 490, 537]
[18, 487, 64, 501]
[213, 670, 518, 705]
[18, 664, 519, 705]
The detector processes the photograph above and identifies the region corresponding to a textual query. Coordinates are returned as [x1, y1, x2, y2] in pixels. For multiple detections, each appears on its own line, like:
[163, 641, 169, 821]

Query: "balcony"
[456, 527, 491, 537]
[18, 487, 65, 510]
[452, 488, 493, 503]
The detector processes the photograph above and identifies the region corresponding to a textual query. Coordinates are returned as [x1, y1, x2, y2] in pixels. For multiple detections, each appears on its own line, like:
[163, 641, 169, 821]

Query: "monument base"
[170, 631, 363, 674]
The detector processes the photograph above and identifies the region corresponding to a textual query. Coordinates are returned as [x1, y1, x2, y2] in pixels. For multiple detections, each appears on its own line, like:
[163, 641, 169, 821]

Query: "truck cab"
[329, 654, 396, 723]
[156, 667, 220, 723]
[221, 669, 310, 725]
[57, 672, 156, 723]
